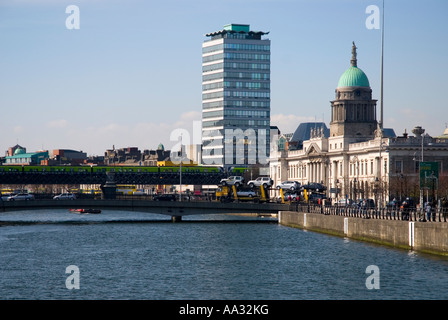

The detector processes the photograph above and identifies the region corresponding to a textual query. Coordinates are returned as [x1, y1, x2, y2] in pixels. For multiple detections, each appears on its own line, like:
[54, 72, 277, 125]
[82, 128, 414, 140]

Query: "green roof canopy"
[223, 24, 250, 32]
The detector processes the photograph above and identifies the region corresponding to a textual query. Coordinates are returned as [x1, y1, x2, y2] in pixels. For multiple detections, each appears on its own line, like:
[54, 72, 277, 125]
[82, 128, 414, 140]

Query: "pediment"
[306, 143, 322, 156]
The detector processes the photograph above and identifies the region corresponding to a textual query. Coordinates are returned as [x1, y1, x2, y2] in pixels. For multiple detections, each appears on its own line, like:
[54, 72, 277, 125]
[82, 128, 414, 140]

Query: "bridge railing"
[292, 203, 448, 222]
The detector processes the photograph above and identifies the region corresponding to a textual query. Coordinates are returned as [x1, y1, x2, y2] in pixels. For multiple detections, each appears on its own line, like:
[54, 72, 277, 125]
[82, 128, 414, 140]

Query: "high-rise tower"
[201, 24, 271, 166]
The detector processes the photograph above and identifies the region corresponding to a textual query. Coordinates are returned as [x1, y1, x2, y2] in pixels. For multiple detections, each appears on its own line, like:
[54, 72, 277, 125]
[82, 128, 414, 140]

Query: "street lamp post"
[412, 126, 425, 215]
[179, 155, 182, 202]
[378, 140, 386, 209]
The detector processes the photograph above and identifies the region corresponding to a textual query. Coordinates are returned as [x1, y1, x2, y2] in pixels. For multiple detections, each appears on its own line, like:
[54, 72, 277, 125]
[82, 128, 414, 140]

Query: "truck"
[215, 185, 269, 203]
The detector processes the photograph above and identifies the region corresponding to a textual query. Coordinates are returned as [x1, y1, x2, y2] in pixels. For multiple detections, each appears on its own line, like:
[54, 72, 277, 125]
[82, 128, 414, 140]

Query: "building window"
[395, 160, 403, 174]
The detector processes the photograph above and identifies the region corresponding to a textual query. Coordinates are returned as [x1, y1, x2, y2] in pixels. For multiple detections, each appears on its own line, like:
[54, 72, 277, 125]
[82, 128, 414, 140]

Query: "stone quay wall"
[279, 211, 448, 256]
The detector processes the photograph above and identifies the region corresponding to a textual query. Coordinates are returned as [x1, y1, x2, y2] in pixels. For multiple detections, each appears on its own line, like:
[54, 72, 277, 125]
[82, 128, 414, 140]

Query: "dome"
[337, 42, 370, 88]
[157, 143, 164, 151]
[437, 127, 448, 139]
[14, 147, 25, 155]
[337, 66, 370, 88]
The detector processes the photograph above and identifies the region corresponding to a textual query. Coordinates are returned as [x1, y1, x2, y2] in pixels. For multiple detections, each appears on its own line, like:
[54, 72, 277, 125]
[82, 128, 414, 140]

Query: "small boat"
[69, 209, 83, 213]
[69, 208, 102, 214]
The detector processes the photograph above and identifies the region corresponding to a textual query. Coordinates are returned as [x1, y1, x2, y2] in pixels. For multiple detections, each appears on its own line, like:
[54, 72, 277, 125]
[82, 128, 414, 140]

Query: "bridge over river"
[0, 199, 290, 221]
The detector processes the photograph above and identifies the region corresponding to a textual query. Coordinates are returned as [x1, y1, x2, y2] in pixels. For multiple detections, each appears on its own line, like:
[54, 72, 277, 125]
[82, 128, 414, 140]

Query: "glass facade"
[202, 24, 271, 166]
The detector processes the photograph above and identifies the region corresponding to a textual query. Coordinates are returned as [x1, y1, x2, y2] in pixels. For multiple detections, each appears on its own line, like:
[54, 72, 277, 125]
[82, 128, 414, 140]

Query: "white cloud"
[46, 119, 68, 129]
[13, 126, 24, 134]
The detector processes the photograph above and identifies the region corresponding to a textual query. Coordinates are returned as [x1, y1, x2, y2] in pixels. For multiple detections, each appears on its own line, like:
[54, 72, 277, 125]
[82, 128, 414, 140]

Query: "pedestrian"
[425, 202, 432, 221]
[401, 198, 410, 220]
[442, 197, 448, 222]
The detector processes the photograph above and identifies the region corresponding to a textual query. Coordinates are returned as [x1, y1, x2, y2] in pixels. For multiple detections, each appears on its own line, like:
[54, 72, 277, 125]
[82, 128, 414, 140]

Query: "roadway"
[0, 199, 292, 220]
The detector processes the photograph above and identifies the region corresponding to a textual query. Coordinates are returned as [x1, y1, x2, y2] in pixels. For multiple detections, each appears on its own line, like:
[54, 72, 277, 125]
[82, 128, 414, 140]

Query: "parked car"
[302, 183, 327, 192]
[220, 176, 244, 187]
[7, 193, 35, 201]
[0, 193, 13, 201]
[236, 190, 257, 198]
[277, 193, 301, 203]
[308, 193, 327, 204]
[352, 199, 375, 208]
[362, 199, 375, 208]
[336, 198, 353, 206]
[247, 177, 273, 188]
[276, 181, 300, 191]
[53, 193, 76, 200]
[153, 194, 176, 201]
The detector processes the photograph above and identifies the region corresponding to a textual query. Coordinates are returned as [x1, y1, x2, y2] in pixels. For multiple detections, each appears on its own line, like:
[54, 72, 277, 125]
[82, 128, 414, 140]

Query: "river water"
[0, 209, 447, 300]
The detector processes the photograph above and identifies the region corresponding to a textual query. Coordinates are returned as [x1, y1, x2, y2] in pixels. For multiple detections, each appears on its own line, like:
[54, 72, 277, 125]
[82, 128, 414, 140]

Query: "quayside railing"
[291, 203, 448, 222]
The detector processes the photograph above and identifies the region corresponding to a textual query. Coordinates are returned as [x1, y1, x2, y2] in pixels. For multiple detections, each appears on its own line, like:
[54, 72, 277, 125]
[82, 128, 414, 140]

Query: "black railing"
[292, 203, 448, 222]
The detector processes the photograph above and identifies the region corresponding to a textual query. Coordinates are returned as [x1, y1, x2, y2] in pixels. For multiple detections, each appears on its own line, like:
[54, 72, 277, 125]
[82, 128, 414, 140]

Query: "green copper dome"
[14, 147, 25, 155]
[337, 66, 370, 88]
[337, 42, 370, 88]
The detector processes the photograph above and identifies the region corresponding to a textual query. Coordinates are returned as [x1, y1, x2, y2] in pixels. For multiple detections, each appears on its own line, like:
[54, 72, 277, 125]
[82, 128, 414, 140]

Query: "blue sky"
[1, 0, 447, 156]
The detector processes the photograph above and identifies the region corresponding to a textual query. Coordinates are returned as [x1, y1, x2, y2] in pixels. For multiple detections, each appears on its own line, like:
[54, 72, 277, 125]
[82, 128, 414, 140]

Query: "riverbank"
[279, 211, 448, 256]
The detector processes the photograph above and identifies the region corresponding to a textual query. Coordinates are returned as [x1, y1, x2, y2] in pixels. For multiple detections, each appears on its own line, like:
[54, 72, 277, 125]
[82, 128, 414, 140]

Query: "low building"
[4, 147, 49, 165]
[42, 149, 88, 165]
[103, 144, 172, 166]
[5, 144, 26, 157]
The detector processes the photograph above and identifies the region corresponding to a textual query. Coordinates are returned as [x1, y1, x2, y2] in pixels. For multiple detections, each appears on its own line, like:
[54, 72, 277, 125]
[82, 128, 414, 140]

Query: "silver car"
[220, 176, 244, 187]
[53, 193, 76, 200]
[276, 181, 300, 191]
[7, 193, 35, 201]
[236, 190, 257, 198]
[247, 177, 273, 188]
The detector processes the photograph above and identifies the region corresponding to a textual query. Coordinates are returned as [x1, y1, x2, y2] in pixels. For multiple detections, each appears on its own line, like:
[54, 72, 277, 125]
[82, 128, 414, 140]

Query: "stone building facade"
[270, 43, 448, 206]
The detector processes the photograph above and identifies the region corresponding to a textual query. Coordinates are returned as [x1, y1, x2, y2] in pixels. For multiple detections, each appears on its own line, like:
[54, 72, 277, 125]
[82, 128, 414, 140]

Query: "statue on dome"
[351, 41, 357, 67]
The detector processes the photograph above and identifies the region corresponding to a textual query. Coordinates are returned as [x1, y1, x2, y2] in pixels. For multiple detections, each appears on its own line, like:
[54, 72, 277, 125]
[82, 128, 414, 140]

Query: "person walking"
[425, 202, 432, 222]
[442, 197, 448, 222]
